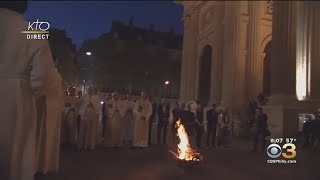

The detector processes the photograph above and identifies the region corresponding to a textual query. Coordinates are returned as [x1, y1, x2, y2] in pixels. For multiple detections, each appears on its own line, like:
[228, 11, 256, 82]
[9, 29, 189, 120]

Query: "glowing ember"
[175, 119, 200, 161]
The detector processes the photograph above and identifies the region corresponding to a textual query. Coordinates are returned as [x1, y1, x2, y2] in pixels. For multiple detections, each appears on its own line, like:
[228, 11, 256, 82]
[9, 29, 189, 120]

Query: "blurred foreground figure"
[133, 91, 152, 148]
[36, 67, 63, 174]
[0, 1, 57, 179]
[77, 86, 100, 150]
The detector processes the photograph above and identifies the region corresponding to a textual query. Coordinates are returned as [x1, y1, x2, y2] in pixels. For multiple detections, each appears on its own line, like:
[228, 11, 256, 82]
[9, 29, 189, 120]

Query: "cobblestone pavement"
[35, 138, 320, 180]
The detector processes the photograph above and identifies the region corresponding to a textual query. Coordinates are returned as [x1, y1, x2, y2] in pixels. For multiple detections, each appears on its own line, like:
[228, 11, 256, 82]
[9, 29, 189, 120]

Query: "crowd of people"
[62, 87, 153, 150]
[0, 3, 260, 179]
[63, 91, 276, 154]
[2, 2, 320, 180]
[62, 89, 236, 151]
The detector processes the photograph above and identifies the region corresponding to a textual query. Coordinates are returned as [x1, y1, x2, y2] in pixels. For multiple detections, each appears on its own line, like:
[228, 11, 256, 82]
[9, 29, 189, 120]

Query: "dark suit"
[252, 113, 269, 151]
[148, 102, 158, 144]
[310, 118, 320, 150]
[195, 111, 204, 148]
[171, 108, 180, 133]
[206, 109, 219, 147]
[180, 110, 195, 136]
[157, 103, 170, 144]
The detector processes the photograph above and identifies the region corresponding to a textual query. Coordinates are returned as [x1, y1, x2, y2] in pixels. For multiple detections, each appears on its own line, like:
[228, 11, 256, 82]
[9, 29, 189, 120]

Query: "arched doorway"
[263, 41, 271, 96]
[198, 45, 212, 106]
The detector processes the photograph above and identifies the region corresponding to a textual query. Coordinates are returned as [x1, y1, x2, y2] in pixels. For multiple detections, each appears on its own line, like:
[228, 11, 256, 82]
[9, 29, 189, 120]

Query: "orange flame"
[176, 119, 200, 161]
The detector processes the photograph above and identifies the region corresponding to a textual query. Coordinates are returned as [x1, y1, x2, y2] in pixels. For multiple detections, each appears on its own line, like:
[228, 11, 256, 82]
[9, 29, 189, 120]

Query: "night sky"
[24, 1, 184, 48]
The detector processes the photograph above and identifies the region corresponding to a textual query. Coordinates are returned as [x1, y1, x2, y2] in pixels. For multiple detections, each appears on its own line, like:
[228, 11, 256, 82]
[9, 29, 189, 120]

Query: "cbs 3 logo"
[267, 143, 297, 159]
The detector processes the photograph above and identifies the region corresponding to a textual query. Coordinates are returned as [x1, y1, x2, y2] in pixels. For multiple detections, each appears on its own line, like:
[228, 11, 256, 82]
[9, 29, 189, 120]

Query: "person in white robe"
[122, 94, 136, 146]
[37, 67, 64, 174]
[133, 91, 152, 148]
[61, 89, 78, 145]
[104, 91, 125, 147]
[62, 102, 78, 145]
[34, 95, 46, 174]
[77, 86, 101, 150]
[0, 2, 56, 180]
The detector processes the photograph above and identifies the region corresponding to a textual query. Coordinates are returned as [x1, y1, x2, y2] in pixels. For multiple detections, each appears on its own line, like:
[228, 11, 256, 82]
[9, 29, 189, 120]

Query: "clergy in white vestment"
[0, 2, 56, 180]
[104, 91, 125, 147]
[77, 86, 101, 150]
[34, 93, 50, 175]
[38, 67, 64, 174]
[133, 91, 152, 148]
[122, 94, 136, 146]
[61, 93, 78, 145]
[35, 64, 70, 175]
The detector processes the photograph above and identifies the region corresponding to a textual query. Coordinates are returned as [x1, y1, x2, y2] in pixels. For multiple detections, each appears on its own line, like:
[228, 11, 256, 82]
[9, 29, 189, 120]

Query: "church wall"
[180, 1, 272, 113]
[179, 1, 201, 102]
[255, 1, 272, 98]
[196, 1, 223, 105]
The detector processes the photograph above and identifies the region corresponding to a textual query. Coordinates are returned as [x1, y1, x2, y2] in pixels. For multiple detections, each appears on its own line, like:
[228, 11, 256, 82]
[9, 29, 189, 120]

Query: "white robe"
[0, 9, 55, 180]
[40, 69, 63, 174]
[61, 96, 78, 144]
[77, 94, 101, 150]
[34, 95, 46, 174]
[122, 100, 135, 142]
[104, 99, 124, 147]
[133, 99, 152, 147]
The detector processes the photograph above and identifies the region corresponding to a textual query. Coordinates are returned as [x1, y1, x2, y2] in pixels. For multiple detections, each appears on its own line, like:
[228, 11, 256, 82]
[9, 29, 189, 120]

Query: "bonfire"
[169, 119, 201, 163]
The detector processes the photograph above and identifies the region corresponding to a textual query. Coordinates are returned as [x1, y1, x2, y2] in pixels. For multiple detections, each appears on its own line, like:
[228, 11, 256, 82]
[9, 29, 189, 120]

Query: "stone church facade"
[177, 1, 320, 137]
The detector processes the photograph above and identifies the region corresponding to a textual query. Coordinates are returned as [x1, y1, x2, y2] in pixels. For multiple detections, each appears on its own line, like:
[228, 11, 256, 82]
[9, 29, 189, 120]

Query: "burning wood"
[169, 119, 201, 162]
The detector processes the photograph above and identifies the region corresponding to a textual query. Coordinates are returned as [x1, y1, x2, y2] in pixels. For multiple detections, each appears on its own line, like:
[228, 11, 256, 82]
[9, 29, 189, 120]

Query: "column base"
[263, 94, 306, 138]
[299, 98, 320, 113]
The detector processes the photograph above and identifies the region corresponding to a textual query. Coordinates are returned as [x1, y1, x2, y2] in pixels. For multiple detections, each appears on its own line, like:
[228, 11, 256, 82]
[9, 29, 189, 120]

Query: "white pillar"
[294, 2, 320, 111]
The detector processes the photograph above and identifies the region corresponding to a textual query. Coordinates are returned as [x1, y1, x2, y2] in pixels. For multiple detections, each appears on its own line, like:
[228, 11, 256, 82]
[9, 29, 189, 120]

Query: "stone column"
[264, 1, 302, 137]
[179, 10, 199, 103]
[308, 2, 320, 101]
[269, 1, 297, 100]
[189, 10, 200, 101]
[246, 1, 260, 101]
[220, 1, 239, 107]
[179, 15, 191, 102]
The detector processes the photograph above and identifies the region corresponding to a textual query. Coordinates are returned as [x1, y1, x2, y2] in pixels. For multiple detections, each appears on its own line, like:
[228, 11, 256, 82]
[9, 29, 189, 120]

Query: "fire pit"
[168, 120, 205, 171]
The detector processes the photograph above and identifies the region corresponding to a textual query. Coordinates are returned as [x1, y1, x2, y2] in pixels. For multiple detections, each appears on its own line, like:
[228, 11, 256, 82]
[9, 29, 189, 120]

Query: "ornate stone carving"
[265, 1, 273, 15]
[183, 14, 192, 29]
[201, 7, 216, 31]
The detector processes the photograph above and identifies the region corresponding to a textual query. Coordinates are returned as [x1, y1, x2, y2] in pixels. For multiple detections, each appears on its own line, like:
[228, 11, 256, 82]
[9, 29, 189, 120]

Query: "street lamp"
[164, 81, 170, 98]
[86, 51, 92, 56]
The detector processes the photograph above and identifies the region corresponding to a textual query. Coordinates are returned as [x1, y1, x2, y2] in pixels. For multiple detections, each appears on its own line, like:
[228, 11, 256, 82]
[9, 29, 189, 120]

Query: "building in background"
[77, 17, 183, 98]
[177, 1, 320, 137]
[49, 28, 81, 89]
